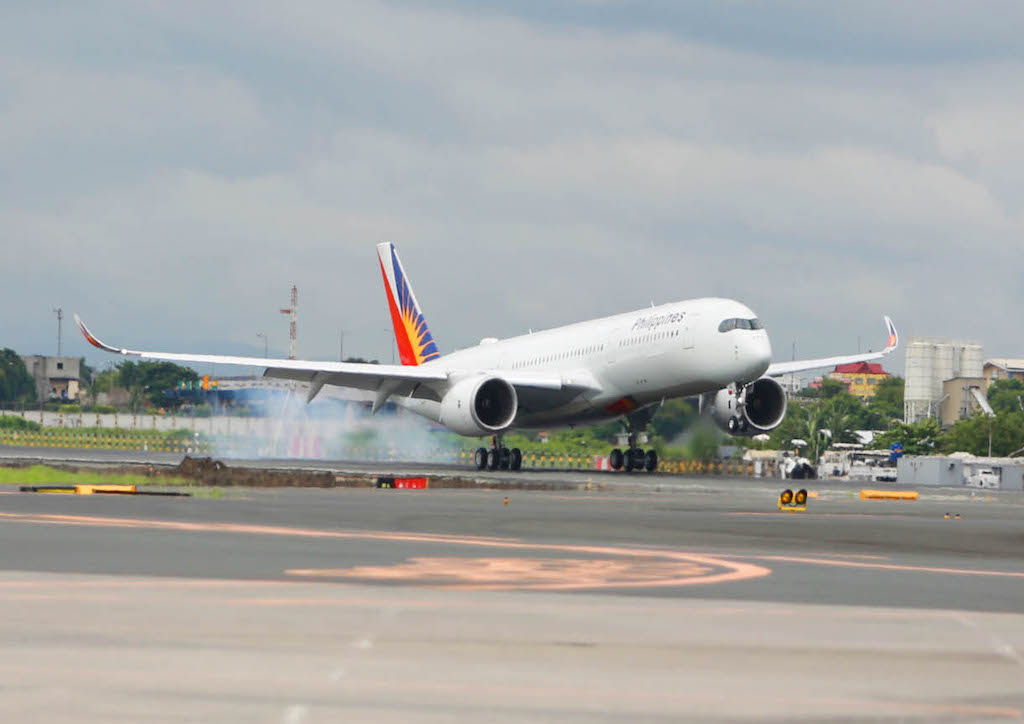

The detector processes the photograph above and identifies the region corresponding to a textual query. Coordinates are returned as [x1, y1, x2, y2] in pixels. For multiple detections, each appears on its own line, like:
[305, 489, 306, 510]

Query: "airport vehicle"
[966, 467, 999, 488]
[781, 453, 816, 480]
[76, 243, 899, 472]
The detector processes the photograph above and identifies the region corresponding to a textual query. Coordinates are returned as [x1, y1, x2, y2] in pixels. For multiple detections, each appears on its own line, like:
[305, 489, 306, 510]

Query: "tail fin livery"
[377, 242, 441, 366]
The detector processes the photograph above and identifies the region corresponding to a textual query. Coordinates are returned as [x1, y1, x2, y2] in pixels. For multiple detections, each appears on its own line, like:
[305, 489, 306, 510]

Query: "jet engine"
[710, 377, 787, 436]
[439, 376, 518, 436]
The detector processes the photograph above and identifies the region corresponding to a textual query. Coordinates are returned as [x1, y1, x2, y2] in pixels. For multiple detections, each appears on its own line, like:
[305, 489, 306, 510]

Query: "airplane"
[75, 242, 899, 473]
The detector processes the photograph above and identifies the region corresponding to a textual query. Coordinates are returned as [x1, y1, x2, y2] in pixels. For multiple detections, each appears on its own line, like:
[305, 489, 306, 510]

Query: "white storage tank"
[960, 344, 984, 379]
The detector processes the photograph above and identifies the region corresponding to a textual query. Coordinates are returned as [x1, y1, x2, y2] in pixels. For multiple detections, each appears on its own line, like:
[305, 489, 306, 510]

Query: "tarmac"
[1, 449, 1023, 721]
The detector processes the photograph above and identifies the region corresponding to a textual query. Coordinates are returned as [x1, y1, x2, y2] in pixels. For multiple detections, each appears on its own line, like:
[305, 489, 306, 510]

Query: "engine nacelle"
[710, 377, 787, 436]
[439, 376, 518, 436]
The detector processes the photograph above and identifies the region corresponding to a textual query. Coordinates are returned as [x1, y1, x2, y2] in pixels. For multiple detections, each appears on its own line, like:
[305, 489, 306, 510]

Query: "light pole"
[52, 307, 63, 357]
[256, 332, 268, 358]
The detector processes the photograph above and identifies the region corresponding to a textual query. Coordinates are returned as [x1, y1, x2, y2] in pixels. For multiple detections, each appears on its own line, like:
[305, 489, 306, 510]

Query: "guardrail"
[0, 432, 779, 477]
[0, 431, 216, 455]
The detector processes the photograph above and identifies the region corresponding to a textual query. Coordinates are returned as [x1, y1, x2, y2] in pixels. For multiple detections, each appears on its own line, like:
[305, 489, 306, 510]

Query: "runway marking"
[0, 512, 520, 545]
[0, 511, 769, 591]
[290, 556, 720, 590]
[746, 554, 1024, 579]
[288, 548, 767, 591]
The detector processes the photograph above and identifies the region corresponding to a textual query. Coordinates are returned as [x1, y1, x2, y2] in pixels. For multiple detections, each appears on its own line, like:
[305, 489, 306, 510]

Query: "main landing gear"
[609, 433, 658, 473]
[474, 436, 522, 471]
[609, 408, 659, 473]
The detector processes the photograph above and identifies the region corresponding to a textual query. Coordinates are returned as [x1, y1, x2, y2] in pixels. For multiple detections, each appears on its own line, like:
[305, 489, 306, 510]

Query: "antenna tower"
[279, 285, 298, 359]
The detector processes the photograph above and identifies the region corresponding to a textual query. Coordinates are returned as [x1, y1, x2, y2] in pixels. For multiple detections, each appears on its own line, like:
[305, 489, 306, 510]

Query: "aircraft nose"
[746, 332, 772, 378]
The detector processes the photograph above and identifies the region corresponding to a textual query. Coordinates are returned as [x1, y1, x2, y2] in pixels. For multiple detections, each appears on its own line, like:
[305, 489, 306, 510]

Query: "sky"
[2, 1, 1021, 376]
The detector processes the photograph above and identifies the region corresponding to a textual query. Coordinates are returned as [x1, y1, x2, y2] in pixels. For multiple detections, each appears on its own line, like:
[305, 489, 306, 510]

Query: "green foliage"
[0, 465, 189, 487]
[867, 376, 904, 425]
[987, 379, 1024, 415]
[872, 417, 942, 455]
[939, 412, 1024, 457]
[649, 398, 698, 442]
[79, 359, 95, 387]
[0, 349, 37, 403]
[118, 361, 199, 409]
[672, 422, 724, 460]
[0, 416, 41, 431]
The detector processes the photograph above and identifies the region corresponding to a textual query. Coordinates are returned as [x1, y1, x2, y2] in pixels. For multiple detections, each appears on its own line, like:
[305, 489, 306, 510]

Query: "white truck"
[966, 467, 1000, 489]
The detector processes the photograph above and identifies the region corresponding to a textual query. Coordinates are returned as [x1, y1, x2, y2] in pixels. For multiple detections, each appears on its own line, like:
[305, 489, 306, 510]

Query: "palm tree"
[799, 405, 825, 463]
[822, 399, 858, 448]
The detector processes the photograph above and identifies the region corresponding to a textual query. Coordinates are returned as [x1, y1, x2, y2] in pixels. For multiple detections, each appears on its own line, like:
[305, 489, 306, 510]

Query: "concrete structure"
[939, 377, 989, 427]
[19, 355, 80, 402]
[897, 454, 1024, 490]
[903, 338, 983, 423]
[828, 362, 888, 399]
[984, 358, 1024, 387]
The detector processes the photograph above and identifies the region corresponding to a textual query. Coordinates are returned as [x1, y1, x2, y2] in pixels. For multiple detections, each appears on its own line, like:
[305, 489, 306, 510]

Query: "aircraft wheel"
[510, 448, 522, 471]
[486, 448, 499, 471]
[644, 449, 658, 472]
[795, 488, 808, 505]
[609, 448, 624, 470]
[804, 465, 817, 480]
[499, 447, 511, 470]
[474, 447, 488, 470]
[780, 488, 794, 505]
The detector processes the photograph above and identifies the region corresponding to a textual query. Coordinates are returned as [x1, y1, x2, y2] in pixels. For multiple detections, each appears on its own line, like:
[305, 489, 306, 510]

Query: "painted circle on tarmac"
[288, 550, 769, 591]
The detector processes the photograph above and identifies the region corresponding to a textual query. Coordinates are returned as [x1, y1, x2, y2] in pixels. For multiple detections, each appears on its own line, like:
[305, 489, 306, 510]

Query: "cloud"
[1, 1, 1021, 370]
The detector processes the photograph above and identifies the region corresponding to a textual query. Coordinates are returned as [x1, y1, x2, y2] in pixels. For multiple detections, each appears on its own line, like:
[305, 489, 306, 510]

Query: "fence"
[0, 430, 778, 477]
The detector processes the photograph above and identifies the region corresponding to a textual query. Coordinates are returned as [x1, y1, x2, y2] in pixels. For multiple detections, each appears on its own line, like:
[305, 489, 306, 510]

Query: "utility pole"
[279, 285, 298, 360]
[52, 307, 63, 357]
[256, 332, 268, 358]
[339, 330, 344, 362]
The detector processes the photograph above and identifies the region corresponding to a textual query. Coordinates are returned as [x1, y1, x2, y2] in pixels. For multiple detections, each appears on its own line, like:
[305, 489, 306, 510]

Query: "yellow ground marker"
[860, 489, 919, 501]
[19, 484, 137, 495]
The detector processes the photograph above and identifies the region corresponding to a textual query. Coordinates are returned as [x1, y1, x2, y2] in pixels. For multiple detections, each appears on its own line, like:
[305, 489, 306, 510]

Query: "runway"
[1, 458, 1023, 720]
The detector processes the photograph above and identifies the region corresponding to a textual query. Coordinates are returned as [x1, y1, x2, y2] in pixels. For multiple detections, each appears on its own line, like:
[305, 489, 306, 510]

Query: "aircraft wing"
[74, 315, 592, 401]
[766, 316, 899, 377]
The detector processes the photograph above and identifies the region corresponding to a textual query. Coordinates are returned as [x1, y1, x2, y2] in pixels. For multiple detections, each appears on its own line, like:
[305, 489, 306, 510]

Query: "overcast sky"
[2, 1, 1021, 375]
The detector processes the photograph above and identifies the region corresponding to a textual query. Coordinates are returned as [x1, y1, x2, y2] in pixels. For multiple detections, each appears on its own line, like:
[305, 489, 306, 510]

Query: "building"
[897, 455, 1024, 490]
[938, 377, 992, 427]
[828, 362, 888, 399]
[984, 359, 1024, 387]
[20, 355, 81, 402]
[903, 338, 983, 423]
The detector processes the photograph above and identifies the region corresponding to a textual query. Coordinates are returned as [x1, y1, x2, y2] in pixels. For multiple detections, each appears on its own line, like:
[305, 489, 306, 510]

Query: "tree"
[865, 376, 904, 427]
[987, 379, 1024, 415]
[821, 398, 859, 446]
[940, 412, 1024, 457]
[872, 417, 942, 455]
[117, 361, 199, 409]
[79, 358, 95, 388]
[650, 398, 698, 442]
[801, 378, 849, 399]
[0, 349, 37, 404]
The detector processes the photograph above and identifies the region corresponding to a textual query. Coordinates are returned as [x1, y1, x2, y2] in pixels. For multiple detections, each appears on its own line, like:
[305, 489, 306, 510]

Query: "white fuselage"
[400, 297, 772, 430]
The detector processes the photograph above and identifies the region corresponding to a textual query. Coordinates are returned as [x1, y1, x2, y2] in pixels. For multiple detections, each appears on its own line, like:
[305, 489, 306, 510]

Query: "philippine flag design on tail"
[377, 243, 441, 366]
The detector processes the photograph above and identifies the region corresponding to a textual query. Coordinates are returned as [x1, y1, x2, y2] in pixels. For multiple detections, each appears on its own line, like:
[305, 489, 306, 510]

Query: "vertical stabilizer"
[376, 243, 441, 366]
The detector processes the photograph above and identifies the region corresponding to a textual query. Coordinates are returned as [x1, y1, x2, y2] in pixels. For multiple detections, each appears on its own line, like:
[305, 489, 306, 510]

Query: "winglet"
[74, 314, 125, 355]
[883, 315, 899, 352]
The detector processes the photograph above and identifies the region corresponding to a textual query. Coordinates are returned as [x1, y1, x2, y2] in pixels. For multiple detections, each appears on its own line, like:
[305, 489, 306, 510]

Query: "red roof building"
[829, 362, 889, 399]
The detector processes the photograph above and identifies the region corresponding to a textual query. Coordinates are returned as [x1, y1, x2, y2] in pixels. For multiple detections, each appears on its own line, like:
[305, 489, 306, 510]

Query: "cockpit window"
[719, 318, 763, 332]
